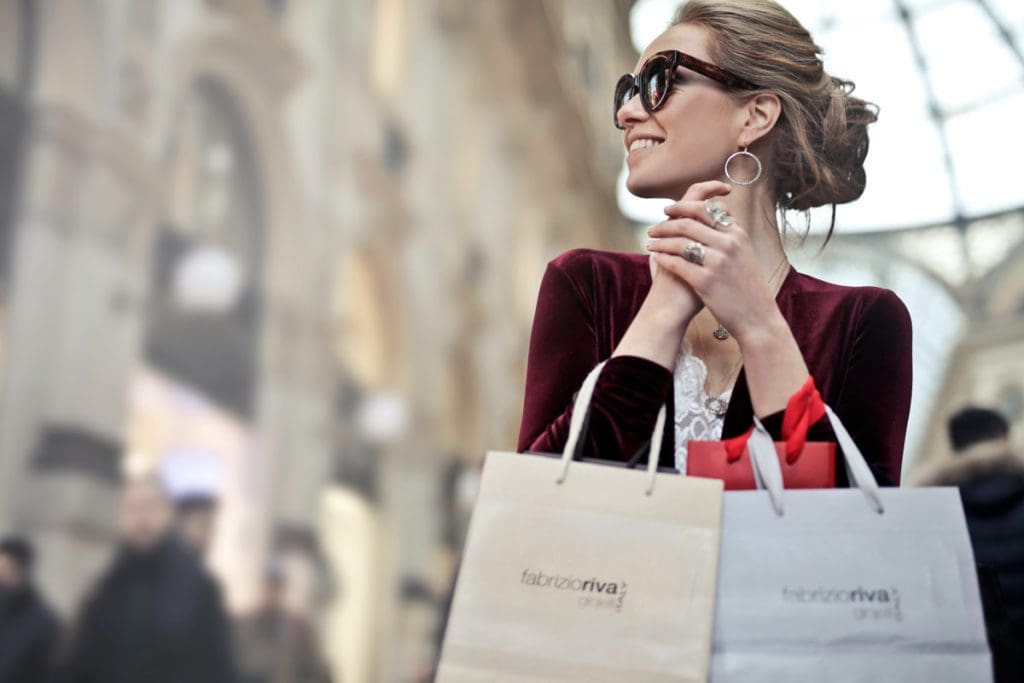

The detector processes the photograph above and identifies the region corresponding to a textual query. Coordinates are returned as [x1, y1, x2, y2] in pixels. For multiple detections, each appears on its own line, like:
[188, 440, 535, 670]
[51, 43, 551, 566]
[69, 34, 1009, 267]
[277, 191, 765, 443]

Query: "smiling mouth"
[628, 138, 664, 153]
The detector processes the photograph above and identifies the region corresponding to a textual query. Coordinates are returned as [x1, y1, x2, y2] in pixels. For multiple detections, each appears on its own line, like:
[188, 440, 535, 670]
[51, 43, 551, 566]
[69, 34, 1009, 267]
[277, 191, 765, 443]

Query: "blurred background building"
[0, 0, 1021, 681]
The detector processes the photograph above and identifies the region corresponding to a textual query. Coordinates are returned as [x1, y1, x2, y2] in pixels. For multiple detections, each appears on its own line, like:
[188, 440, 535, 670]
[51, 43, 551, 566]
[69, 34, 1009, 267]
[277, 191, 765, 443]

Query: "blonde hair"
[673, 0, 878, 238]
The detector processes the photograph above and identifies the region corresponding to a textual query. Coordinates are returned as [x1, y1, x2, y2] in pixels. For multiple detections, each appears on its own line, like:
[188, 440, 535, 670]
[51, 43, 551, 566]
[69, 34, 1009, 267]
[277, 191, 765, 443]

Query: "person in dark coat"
[62, 473, 238, 683]
[0, 536, 60, 683]
[921, 407, 1024, 680]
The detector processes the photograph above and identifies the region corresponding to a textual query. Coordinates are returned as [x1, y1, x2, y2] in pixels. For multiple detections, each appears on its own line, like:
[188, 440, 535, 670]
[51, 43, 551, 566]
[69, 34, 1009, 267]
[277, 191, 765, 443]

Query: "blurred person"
[62, 473, 237, 683]
[518, 0, 911, 485]
[919, 407, 1024, 677]
[0, 536, 60, 683]
[235, 562, 333, 683]
[174, 493, 220, 558]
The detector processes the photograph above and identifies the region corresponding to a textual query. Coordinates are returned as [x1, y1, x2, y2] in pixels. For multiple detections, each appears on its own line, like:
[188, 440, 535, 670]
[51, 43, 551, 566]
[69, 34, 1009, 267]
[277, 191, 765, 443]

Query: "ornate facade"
[0, 1, 636, 680]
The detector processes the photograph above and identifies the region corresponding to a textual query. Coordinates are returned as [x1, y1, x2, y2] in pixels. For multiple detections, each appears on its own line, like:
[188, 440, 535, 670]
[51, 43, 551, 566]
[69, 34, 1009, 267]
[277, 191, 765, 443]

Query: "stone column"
[0, 106, 161, 613]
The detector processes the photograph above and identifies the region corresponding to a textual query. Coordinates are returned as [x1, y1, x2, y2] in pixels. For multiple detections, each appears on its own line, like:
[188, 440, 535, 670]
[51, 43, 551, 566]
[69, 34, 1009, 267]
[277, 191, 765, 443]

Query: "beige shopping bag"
[437, 362, 725, 682]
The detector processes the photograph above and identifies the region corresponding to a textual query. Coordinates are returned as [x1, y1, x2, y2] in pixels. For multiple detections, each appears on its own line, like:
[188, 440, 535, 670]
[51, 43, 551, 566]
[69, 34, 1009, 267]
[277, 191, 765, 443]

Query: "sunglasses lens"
[641, 57, 672, 110]
[613, 75, 635, 128]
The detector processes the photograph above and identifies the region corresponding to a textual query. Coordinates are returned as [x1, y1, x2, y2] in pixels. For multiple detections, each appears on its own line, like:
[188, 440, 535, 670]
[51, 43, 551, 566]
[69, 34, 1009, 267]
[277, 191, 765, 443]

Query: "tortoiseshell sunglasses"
[613, 50, 760, 129]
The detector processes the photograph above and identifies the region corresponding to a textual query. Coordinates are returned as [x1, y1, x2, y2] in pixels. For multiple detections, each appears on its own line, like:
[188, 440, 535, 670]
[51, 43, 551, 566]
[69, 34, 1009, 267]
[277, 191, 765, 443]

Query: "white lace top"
[672, 339, 734, 473]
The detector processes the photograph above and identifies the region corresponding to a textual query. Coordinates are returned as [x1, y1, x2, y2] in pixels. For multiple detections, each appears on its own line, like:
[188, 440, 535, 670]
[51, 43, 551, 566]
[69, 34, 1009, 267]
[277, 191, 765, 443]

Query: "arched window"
[147, 76, 265, 416]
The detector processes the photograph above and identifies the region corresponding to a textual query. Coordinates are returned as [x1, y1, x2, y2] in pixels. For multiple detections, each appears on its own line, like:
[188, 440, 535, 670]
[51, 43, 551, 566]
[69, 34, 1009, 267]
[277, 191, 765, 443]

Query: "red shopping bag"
[686, 440, 835, 490]
[687, 376, 837, 490]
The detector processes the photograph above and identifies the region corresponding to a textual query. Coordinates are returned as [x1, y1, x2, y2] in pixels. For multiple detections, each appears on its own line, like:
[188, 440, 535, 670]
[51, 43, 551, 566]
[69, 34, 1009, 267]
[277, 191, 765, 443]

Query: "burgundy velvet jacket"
[516, 248, 913, 486]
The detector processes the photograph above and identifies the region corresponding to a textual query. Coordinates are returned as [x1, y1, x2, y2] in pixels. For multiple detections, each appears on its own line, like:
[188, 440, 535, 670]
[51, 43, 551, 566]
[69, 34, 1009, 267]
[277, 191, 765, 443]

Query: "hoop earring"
[724, 146, 762, 186]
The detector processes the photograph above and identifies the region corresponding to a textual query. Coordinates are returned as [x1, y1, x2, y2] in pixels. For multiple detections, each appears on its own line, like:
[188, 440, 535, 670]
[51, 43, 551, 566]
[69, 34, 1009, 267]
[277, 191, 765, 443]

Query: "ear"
[737, 92, 782, 147]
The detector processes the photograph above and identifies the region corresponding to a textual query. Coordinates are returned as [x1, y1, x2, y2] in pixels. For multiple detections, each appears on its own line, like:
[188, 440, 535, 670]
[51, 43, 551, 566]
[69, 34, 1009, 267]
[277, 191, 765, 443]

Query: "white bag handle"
[747, 405, 884, 516]
[556, 361, 667, 496]
[747, 416, 786, 515]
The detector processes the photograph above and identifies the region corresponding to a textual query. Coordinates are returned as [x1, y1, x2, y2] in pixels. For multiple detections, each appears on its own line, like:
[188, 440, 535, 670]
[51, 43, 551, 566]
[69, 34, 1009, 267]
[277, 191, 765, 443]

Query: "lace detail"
[673, 340, 734, 473]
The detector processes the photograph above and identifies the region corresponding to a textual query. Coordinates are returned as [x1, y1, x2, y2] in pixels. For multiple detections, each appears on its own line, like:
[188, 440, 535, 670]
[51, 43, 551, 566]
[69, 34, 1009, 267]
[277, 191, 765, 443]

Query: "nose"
[616, 90, 649, 130]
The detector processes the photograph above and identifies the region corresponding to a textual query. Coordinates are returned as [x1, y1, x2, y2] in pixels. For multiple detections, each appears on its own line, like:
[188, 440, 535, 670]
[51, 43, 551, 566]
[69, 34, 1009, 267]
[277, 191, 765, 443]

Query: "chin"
[625, 173, 676, 200]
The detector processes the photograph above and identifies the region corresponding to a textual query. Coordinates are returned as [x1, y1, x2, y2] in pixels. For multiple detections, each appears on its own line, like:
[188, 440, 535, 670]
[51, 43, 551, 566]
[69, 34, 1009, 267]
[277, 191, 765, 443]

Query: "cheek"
[665, 138, 721, 177]
[659, 98, 735, 161]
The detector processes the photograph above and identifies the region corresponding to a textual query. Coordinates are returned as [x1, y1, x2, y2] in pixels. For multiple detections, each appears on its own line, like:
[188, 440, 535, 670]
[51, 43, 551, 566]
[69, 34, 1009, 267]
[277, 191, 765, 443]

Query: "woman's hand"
[646, 191, 778, 345]
[646, 191, 811, 417]
[611, 181, 732, 370]
[645, 181, 734, 325]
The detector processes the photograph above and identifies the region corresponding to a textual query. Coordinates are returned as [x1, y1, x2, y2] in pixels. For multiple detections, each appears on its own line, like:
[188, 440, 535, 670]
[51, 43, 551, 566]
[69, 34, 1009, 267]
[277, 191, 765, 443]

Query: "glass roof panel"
[988, 0, 1024, 29]
[628, 0, 683, 55]
[899, 0, 955, 11]
[945, 91, 1024, 215]
[913, 2, 1021, 112]
[783, 0, 893, 28]
[824, 20, 930, 120]
[840, 112, 955, 227]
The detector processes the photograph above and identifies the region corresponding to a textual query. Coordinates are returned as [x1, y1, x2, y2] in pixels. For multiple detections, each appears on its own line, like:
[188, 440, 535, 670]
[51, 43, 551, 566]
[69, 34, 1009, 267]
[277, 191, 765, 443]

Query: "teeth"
[629, 138, 664, 152]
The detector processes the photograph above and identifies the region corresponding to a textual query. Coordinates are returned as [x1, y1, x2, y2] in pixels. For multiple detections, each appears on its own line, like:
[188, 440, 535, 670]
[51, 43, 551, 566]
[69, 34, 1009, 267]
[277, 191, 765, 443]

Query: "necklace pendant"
[713, 325, 730, 341]
[705, 395, 728, 417]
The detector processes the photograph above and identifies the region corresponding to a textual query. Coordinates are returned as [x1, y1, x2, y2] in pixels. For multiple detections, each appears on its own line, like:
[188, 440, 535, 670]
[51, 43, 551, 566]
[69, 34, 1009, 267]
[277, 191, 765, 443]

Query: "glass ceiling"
[622, 0, 1024, 233]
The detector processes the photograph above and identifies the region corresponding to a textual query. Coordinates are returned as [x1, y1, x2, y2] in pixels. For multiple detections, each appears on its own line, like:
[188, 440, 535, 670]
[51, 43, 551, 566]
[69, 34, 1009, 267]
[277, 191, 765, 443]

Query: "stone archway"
[150, 20, 340, 620]
[149, 75, 266, 415]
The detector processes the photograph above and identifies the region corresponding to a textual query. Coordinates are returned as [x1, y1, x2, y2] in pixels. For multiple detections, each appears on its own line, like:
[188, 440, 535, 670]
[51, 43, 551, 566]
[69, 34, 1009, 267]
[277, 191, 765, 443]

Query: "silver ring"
[704, 199, 734, 228]
[682, 241, 706, 266]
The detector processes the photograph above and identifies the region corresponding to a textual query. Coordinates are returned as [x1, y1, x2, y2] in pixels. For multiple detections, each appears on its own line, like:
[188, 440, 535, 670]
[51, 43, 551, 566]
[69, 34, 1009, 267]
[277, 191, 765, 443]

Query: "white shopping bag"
[709, 407, 993, 682]
[437, 362, 725, 682]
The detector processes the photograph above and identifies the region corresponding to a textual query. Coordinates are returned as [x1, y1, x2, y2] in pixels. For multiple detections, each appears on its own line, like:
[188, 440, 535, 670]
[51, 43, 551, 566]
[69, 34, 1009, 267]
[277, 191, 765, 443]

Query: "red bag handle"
[780, 376, 826, 464]
[722, 376, 826, 464]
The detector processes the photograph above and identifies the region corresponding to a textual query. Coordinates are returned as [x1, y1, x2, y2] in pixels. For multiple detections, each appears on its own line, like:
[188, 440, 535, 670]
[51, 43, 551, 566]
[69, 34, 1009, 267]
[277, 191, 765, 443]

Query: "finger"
[646, 238, 726, 270]
[646, 218, 727, 248]
[680, 180, 732, 203]
[650, 252, 709, 292]
[647, 236, 703, 256]
[662, 199, 718, 225]
[699, 197, 744, 234]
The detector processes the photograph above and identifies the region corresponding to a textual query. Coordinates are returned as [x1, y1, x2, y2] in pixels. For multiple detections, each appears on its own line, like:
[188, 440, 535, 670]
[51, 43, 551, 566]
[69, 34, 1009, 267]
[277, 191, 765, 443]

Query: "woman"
[516, 0, 912, 486]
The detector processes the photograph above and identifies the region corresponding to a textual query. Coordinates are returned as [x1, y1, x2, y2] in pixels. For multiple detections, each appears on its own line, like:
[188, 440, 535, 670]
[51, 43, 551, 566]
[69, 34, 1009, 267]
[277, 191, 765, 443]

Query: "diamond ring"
[705, 199, 734, 228]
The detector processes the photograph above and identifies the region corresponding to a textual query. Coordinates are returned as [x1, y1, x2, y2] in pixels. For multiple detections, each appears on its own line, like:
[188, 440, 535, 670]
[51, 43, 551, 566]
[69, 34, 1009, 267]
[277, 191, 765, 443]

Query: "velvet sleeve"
[516, 252, 673, 460]
[832, 289, 912, 485]
[759, 289, 912, 486]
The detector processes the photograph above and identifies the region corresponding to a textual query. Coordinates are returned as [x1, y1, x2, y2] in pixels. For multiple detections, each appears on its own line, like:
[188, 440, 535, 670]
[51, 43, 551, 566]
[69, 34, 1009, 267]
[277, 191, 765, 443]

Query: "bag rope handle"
[557, 361, 668, 496]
